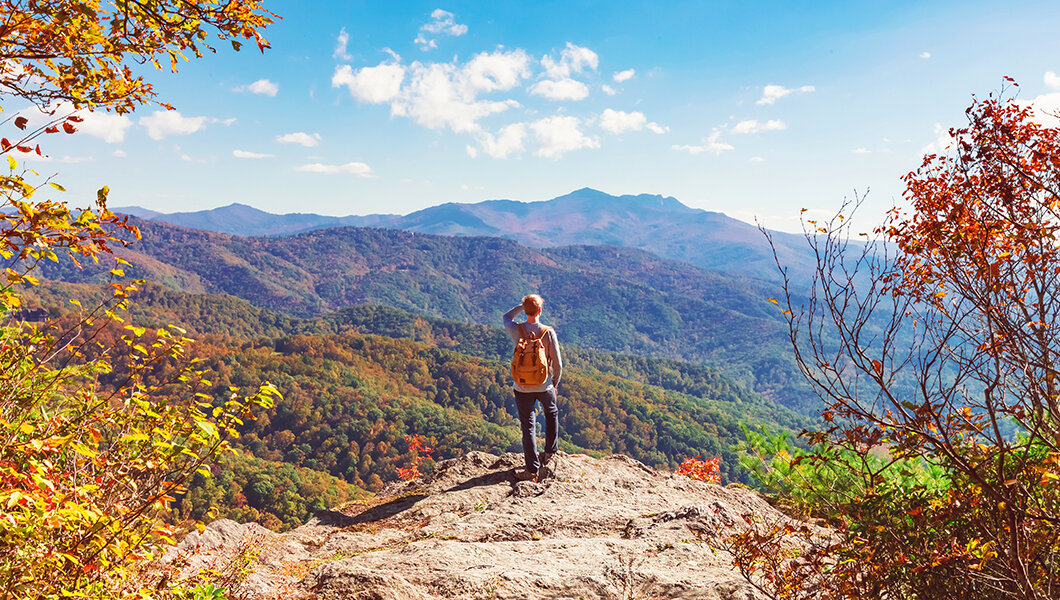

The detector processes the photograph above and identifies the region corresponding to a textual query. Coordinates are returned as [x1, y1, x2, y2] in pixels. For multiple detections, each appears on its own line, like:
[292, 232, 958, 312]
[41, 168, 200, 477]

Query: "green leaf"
[195, 420, 217, 438]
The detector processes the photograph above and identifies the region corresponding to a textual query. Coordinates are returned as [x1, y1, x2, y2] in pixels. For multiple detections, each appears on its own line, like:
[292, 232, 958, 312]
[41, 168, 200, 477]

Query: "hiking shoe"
[514, 469, 537, 482]
[540, 452, 556, 467]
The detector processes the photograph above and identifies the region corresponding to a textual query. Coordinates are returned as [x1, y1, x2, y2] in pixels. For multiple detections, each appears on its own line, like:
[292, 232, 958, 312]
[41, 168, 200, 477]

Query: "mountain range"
[115, 188, 815, 283]
[39, 218, 812, 408]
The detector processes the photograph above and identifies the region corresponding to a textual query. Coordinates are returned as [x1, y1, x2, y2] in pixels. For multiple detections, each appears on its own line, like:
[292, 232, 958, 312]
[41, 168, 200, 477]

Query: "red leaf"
[62, 122, 77, 134]
[16, 146, 31, 153]
[44, 126, 58, 134]
[67, 115, 83, 123]
[34, 145, 41, 156]
[14, 116, 28, 130]
[0, 138, 10, 150]
[872, 360, 883, 374]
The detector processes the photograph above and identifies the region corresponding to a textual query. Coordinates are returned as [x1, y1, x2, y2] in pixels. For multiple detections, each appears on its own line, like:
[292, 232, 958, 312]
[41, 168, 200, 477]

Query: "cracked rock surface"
[165, 451, 791, 599]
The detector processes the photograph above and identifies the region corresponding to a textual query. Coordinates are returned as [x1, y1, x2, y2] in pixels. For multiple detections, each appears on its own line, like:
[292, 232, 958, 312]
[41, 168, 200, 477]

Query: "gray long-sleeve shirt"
[504, 304, 563, 393]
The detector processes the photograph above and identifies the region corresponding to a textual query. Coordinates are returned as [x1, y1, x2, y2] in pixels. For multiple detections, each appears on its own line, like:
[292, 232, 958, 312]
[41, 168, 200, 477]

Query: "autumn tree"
[0, 1, 278, 598]
[732, 84, 1060, 599]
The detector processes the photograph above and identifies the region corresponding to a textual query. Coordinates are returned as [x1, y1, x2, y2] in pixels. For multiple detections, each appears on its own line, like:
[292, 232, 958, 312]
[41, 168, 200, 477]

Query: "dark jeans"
[514, 388, 559, 473]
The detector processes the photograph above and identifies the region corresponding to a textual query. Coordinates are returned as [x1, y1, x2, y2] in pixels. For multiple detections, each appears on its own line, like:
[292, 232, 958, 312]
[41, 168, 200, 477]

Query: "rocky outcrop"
[166, 452, 792, 599]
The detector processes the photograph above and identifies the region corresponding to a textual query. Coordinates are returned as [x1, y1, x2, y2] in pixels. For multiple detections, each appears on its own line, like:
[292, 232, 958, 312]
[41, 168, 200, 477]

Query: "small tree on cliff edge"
[731, 81, 1060, 599]
[0, 2, 279, 599]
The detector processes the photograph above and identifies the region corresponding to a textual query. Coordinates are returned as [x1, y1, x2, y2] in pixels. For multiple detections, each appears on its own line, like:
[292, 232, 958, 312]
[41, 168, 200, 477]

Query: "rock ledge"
[167, 451, 786, 599]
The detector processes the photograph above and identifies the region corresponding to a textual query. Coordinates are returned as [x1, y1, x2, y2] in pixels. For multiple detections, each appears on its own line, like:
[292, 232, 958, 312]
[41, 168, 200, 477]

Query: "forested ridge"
[38, 218, 814, 408]
[28, 283, 810, 511]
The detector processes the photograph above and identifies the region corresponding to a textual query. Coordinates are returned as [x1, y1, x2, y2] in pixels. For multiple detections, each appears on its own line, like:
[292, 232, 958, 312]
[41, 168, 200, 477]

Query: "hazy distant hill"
[116, 188, 814, 282]
[113, 203, 393, 237]
[40, 218, 811, 408]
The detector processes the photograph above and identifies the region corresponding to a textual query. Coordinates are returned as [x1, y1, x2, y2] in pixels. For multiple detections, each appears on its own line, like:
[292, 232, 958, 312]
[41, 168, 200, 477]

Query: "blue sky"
[19, 0, 1060, 232]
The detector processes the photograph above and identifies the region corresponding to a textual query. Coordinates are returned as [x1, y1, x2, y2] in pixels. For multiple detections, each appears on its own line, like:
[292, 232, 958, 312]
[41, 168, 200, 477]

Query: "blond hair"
[522, 294, 544, 316]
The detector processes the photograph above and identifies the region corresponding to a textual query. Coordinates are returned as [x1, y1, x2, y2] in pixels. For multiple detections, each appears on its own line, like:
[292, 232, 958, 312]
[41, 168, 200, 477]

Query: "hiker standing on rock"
[504, 294, 563, 481]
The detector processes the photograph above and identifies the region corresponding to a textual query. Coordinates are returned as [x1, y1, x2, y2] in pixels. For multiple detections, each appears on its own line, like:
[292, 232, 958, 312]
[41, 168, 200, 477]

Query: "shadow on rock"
[444, 469, 518, 493]
[318, 494, 429, 527]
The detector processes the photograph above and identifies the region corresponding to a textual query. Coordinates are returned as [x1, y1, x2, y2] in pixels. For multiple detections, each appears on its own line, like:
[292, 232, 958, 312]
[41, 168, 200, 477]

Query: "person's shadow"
[313, 494, 428, 528]
[313, 456, 530, 527]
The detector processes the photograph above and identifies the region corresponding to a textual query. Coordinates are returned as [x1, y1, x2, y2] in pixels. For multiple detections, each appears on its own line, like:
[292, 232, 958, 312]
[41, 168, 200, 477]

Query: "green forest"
[27, 282, 809, 530]
[37, 219, 813, 409]
[23, 281, 809, 531]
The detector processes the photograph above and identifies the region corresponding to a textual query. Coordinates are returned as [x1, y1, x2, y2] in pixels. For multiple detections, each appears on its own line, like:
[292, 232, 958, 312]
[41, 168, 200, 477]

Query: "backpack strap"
[535, 326, 552, 365]
[517, 322, 528, 341]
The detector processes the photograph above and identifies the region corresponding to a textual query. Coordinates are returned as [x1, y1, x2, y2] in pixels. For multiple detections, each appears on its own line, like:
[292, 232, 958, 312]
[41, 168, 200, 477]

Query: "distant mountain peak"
[107, 189, 814, 283]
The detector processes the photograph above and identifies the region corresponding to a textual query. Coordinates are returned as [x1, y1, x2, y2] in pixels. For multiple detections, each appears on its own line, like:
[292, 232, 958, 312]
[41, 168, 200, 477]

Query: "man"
[503, 294, 563, 481]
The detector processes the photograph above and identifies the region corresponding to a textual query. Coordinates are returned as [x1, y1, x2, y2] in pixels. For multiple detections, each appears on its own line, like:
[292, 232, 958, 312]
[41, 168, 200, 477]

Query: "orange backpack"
[511, 323, 551, 386]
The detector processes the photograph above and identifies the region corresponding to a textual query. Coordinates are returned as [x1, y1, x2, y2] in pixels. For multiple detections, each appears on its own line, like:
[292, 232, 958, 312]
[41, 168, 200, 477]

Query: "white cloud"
[216, 117, 237, 127]
[232, 79, 279, 96]
[528, 44, 598, 103]
[852, 147, 871, 154]
[921, 122, 954, 154]
[541, 43, 598, 79]
[296, 162, 374, 176]
[332, 62, 406, 103]
[276, 132, 322, 147]
[112, 149, 127, 158]
[613, 69, 635, 83]
[599, 109, 666, 135]
[1024, 92, 1060, 127]
[530, 116, 599, 158]
[139, 111, 207, 140]
[749, 156, 765, 162]
[477, 123, 527, 158]
[391, 50, 530, 133]
[601, 84, 617, 96]
[62, 105, 132, 144]
[22, 153, 94, 164]
[335, 49, 531, 134]
[415, 9, 467, 50]
[646, 122, 668, 134]
[529, 78, 589, 101]
[233, 149, 275, 159]
[1045, 71, 1060, 90]
[413, 33, 437, 50]
[731, 119, 787, 134]
[672, 129, 733, 155]
[249, 79, 279, 96]
[756, 84, 815, 105]
[334, 28, 352, 60]
[920, 51, 932, 59]
[465, 145, 478, 158]
[463, 50, 533, 92]
[392, 62, 517, 132]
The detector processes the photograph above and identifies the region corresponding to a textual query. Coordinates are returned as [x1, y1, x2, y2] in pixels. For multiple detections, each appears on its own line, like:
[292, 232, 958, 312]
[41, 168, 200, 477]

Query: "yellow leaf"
[767, 298, 779, 305]
[70, 443, 96, 457]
